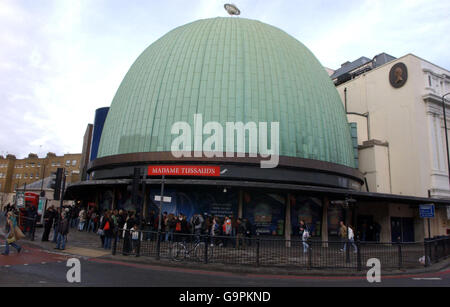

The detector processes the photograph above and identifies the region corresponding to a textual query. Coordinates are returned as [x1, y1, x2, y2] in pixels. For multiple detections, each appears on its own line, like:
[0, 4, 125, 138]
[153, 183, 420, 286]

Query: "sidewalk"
[11, 223, 450, 277]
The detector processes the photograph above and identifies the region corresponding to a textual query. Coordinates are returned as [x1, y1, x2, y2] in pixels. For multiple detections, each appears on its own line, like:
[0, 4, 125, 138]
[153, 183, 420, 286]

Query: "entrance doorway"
[357, 215, 374, 241]
[391, 217, 415, 242]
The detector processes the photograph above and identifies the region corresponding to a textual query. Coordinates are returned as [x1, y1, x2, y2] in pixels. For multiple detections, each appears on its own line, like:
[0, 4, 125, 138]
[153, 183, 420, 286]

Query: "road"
[0, 243, 449, 288]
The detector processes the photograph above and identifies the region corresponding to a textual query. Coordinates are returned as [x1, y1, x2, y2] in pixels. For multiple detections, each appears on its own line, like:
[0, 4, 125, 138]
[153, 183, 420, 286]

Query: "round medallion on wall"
[389, 62, 408, 88]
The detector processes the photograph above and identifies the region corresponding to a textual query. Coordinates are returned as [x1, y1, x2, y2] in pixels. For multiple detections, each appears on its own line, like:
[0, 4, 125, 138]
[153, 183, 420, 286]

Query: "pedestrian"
[190, 213, 204, 243]
[236, 218, 247, 249]
[41, 206, 55, 241]
[210, 216, 220, 246]
[122, 213, 136, 255]
[101, 211, 114, 250]
[131, 224, 140, 253]
[55, 212, 69, 250]
[78, 207, 86, 231]
[2, 211, 24, 255]
[339, 221, 348, 252]
[223, 216, 232, 247]
[345, 225, 358, 253]
[299, 220, 310, 253]
[52, 208, 61, 243]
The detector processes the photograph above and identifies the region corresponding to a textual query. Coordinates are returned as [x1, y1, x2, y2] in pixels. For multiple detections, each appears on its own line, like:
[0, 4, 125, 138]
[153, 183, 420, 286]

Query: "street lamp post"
[442, 93, 450, 187]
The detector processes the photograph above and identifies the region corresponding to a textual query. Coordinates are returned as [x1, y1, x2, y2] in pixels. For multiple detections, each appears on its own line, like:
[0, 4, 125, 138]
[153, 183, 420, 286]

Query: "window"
[66, 160, 71, 166]
[429, 76, 432, 87]
[52, 162, 56, 167]
[24, 173, 28, 178]
[15, 174, 19, 179]
[30, 174, 33, 179]
[36, 173, 39, 178]
[37, 163, 40, 167]
[0, 183, 2, 190]
[72, 160, 77, 166]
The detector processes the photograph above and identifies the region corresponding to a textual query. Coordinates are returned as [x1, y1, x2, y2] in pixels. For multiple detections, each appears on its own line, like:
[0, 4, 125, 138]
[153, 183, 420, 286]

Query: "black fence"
[113, 230, 450, 271]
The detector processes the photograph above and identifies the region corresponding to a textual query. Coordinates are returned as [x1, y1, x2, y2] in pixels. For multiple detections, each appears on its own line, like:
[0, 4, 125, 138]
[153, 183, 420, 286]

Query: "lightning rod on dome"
[224, 3, 240, 16]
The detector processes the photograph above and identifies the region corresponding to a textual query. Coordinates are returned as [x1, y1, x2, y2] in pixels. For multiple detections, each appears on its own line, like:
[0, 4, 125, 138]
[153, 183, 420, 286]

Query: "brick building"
[0, 152, 82, 193]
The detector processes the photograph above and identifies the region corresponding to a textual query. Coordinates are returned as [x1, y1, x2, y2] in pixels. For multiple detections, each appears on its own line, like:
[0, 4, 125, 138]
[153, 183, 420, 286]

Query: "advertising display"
[290, 196, 322, 237]
[243, 191, 285, 236]
[148, 187, 238, 221]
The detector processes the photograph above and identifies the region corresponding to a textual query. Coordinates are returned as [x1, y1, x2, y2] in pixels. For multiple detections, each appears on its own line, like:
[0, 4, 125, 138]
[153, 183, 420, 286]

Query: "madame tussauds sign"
[148, 165, 221, 177]
[170, 114, 280, 168]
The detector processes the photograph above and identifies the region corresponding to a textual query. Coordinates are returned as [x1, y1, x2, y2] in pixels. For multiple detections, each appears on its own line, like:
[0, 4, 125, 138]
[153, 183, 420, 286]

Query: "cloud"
[0, 0, 449, 159]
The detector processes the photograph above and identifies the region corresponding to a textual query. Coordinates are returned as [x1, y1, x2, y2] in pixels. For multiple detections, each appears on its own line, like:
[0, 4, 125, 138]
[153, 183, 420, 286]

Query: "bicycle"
[170, 237, 214, 262]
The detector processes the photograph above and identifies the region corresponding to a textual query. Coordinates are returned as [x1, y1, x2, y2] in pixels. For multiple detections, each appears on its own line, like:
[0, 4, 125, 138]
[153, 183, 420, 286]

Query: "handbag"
[7, 232, 16, 244]
[97, 229, 104, 236]
[14, 226, 25, 241]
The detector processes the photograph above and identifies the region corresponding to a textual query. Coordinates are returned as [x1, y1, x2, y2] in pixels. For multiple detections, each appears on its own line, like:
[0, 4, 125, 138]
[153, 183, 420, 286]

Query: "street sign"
[155, 195, 172, 202]
[38, 197, 46, 215]
[420, 204, 435, 218]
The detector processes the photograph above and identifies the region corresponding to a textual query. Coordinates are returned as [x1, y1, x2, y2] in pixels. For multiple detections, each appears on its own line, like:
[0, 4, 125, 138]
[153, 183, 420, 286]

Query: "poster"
[243, 191, 285, 236]
[290, 196, 322, 237]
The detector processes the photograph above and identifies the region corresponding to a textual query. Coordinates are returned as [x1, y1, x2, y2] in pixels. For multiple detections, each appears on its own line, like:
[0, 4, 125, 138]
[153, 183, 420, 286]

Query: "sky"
[1, 0, 449, 159]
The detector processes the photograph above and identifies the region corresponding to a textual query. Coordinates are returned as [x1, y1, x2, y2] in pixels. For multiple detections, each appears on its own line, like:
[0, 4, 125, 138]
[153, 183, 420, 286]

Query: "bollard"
[136, 231, 141, 257]
[397, 242, 402, 270]
[345, 239, 350, 264]
[204, 235, 209, 264]
[156, 231, 161, 260]
[112, 233, 118, 255]
[356, 240, 362, 271]
[256, 235, 260, 267]
[424, 241, 430, 267]
[308, 243, 312, 269]
[31, 216, 37, 241]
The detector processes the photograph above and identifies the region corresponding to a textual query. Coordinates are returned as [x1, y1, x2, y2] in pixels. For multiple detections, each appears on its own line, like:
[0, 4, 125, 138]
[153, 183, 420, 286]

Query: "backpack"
[176, 222, 181, 232]
[194, 216, 201, 226]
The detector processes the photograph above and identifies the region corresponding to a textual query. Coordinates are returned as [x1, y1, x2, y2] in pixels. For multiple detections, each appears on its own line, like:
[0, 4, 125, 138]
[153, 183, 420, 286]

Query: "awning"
[65, 178, 450, 207]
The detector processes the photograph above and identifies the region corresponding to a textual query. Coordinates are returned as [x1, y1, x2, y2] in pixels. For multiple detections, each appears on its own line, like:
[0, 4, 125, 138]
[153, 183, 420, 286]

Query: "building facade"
[67, 18, 450, 243]
[0, 152, 82, 194]
[334, 53, 450, 240]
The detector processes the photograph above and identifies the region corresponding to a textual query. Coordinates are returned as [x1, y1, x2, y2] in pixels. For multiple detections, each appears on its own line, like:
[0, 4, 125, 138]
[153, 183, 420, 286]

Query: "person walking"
[55, 212, 69, 250]
[2, 211, 24, 255]
[339, 221, 348, 252]
[299, 220, 310, 254]
[345, 225, 358, 253]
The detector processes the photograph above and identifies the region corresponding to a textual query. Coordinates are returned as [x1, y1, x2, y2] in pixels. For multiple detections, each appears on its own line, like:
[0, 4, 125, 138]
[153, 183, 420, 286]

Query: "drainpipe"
[344, 88, 348, 113]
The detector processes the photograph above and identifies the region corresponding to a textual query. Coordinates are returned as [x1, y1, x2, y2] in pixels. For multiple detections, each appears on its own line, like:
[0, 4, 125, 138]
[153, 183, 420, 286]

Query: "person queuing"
[55, 212, 69, 250]
[41, 206, 55, 242]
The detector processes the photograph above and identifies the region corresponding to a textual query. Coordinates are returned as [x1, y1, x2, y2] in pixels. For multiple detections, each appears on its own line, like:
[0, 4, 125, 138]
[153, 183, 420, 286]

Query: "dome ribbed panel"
[97, 17, 355, 168]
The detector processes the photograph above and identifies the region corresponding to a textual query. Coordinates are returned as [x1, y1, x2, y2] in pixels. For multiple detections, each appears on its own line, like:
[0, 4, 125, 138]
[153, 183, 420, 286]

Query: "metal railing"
[112, 230, 450, 271]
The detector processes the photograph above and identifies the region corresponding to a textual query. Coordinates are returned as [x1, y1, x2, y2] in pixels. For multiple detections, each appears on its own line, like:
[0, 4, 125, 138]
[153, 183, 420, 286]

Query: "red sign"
[148, 165, 221, 177]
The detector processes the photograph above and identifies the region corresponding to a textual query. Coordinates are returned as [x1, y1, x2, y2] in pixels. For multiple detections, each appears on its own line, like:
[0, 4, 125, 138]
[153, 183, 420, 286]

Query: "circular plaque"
[389, 62, 408, 88]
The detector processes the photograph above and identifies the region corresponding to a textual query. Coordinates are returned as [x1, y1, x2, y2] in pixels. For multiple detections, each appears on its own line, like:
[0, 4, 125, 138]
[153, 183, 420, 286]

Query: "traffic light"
[51, 168, 63, 200]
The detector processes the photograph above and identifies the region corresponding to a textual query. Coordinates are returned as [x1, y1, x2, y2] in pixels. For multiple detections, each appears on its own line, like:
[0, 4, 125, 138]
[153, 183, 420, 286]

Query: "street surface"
[0, 242, 449, 287]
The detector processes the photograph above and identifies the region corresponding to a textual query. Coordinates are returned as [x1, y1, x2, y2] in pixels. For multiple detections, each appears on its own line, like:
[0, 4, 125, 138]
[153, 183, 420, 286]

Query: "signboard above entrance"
[148, 165, 221, 177]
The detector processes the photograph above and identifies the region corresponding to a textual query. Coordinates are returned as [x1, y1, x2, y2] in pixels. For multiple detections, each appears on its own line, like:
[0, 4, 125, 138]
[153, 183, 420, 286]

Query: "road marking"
[412, 277, 442, 281]
[24, 264, 28, 266]
[41, 262, 46, 264]
[4, 265, 10, 268]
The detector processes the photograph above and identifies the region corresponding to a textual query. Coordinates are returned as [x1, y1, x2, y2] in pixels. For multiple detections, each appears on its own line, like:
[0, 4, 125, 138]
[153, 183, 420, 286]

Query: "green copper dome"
[98, 17, 355, 168]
